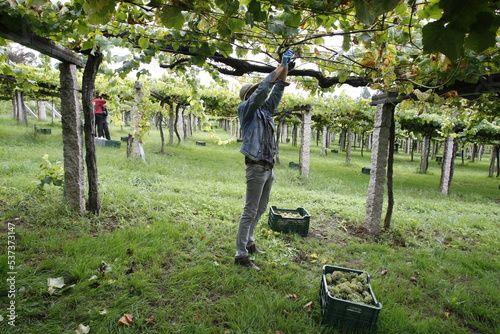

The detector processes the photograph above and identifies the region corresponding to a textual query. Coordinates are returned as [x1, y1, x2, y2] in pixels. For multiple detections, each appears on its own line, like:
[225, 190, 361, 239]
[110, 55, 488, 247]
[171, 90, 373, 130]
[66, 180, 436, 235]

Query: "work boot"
[246, 244, 266, 254]
[235, 256, 261, 271]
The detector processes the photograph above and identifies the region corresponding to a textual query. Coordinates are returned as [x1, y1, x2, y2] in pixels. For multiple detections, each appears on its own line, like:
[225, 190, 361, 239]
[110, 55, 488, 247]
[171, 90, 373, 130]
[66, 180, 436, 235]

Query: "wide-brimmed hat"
[239, 83, 259, 101]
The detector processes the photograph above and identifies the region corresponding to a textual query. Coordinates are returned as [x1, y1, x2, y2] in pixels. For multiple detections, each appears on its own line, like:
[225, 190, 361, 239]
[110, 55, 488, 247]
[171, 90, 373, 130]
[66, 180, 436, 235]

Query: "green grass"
[0, 115, 499, 334]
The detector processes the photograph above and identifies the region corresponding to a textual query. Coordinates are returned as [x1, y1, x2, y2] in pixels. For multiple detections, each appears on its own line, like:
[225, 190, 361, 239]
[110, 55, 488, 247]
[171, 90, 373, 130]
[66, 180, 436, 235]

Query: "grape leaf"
[158, 6, 185, 29]
[227, 17, 244, 33]
[422, 21, 464, 61]
[465, 28, 497, 53]
[138, 36, 150, 49]
[82, 0, 115, 25]
[283, 11, 302, 28]
[354, 0, 400, 26]
[438, 0, 490, 32]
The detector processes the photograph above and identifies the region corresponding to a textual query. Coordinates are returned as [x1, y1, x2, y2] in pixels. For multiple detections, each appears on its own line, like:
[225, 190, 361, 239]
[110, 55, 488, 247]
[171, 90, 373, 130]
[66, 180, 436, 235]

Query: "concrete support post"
[364, 103, 394, 234]
[320, 125, 328, 156]
[59, 63, 86, 213]
[299, 107, 312, 178]
[132, 81, 146, 162]
[439, 136, 457, 194]
[38, 101, 46, 120]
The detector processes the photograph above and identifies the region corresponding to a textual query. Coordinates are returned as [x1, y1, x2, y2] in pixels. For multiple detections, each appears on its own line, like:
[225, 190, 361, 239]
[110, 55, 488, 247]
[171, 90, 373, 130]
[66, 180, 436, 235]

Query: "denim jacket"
[238, 71, 289, 162]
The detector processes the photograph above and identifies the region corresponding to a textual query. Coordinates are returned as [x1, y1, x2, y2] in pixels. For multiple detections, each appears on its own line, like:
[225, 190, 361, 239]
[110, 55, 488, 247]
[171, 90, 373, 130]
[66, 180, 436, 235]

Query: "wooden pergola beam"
[0, 18, 83, 68]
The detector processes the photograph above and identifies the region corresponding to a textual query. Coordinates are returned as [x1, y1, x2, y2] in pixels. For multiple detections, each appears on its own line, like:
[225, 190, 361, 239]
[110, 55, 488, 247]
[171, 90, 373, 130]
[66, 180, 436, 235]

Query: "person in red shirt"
[93, 96, 109, 139]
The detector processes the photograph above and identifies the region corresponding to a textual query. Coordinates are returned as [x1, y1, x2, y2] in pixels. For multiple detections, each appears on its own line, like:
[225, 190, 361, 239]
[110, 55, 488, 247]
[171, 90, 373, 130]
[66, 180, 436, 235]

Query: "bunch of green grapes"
[325, 271, 374, 305]
[279, 211, 302, 218]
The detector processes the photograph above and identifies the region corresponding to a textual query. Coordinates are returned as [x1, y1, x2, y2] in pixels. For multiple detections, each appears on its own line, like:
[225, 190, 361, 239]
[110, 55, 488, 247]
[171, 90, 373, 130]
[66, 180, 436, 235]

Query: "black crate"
[268, 206, 310, 237]
[319, 265, 382, 331]
[36, 128, 52, 135]
[361, 167, 371, 175]
[105, 140, 121, 148]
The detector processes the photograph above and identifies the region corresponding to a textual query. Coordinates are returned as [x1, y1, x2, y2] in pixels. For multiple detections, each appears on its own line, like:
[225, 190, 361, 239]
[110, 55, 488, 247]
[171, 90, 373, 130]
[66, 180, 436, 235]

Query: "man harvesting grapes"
[234, 50, 295, 271]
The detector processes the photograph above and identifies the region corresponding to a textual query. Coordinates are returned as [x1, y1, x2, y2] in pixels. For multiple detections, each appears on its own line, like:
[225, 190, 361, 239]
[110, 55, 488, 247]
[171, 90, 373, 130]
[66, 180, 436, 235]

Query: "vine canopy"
[1, 0, 499, 95]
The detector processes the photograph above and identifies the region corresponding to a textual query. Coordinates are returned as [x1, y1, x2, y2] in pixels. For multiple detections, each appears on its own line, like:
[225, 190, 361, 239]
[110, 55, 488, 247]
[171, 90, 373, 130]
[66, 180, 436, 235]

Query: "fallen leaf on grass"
[47, 277, 65, 295]
[303, 301, 313, 312]
[75, 324, 90, 334]
[381, 270, 389, 275]
[193, 313, 202, 322]
[214, 254, 222, 258]
[144, 316, 155, 323]
[99, 309, 108, 315]
[98, 261, 112, 274]
[117, 313, 134, 326]
[48, 277, 65, 289]
[282, 309, 291, 315]
[200, 235, 206, 240]
[286, 293, 297, 299]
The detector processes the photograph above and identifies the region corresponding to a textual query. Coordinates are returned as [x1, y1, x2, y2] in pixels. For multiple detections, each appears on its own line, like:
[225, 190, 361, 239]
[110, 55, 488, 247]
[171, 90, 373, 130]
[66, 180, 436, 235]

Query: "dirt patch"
[308, 214, 371, 243]
[88, 211, 151, 236]
[291, 215, 374, 266]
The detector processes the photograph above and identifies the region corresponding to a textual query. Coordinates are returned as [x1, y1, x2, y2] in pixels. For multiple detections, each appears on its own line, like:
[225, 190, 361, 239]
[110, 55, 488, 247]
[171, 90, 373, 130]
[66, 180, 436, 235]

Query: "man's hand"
[281, 50, 295, 67]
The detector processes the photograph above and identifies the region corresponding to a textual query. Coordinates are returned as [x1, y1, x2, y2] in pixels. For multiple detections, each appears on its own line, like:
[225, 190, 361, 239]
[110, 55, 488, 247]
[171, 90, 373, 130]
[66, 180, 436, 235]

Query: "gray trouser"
[235, 163, 274, 258]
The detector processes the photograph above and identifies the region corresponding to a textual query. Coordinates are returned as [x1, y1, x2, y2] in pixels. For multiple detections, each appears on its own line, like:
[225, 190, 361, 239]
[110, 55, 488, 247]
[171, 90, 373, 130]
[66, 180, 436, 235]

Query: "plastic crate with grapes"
[268, 206, 311, 237]
[319, 265, 382, 330]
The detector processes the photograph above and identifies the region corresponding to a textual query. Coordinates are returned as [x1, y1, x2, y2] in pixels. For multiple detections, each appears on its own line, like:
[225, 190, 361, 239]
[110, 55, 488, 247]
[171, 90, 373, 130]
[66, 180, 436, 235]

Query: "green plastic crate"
[35, 127, 51, 135]
[268, 206, 310, 237]
[319, 265, 382, 331]
[104, 140, 121, 148]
